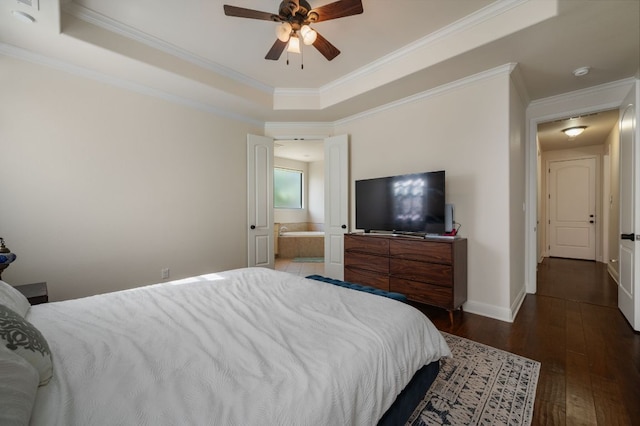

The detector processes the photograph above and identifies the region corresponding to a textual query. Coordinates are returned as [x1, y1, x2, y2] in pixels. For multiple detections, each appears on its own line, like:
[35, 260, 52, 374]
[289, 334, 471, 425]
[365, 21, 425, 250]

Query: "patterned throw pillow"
[0, 280, 31, 318]
[0, 345, 40, 425]
[0, 304, 52, 386]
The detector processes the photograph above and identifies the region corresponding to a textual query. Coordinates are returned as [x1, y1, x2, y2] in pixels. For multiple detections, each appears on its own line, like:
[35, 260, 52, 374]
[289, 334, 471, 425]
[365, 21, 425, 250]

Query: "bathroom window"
[274, 167, 303, 209]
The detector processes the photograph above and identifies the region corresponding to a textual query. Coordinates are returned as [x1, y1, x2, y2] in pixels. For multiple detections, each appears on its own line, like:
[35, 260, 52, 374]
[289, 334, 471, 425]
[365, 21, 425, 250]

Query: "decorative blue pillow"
[0, 304, 52, 386]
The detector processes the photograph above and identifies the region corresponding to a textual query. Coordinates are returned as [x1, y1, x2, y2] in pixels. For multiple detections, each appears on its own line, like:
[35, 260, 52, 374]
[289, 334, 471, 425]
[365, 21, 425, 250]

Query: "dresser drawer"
[390, 239, 452, 264]
[345, 234, 389, 256]
[390, 258, 452, 286]
[390, 278, 454, 308]
[345, 267, 390, 291]
[344, 251, 389, 275]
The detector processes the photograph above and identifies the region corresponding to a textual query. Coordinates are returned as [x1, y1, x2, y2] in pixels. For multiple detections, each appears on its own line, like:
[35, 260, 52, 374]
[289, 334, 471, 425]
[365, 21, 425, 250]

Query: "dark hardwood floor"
[413, 257, 640, 426]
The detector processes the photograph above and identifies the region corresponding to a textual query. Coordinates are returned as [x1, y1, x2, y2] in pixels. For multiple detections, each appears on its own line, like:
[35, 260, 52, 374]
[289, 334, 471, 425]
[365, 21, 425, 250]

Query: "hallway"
[536, 257, 618, 307]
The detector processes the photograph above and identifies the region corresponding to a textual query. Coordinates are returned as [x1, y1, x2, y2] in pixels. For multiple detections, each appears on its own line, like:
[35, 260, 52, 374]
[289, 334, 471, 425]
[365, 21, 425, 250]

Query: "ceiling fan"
[223, 0, 363, 62]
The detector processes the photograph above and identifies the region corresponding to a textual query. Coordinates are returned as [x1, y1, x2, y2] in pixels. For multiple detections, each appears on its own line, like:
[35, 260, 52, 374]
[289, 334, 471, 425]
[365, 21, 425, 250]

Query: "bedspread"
[27, 267, 450, 425]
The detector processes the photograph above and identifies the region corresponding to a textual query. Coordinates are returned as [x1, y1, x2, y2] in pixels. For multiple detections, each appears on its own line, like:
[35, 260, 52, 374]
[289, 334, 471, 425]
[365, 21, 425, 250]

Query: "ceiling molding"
[529, 77, 636, 110]
[63, 0, 542, 114]
[334, 63, 517, 127]
[62, 2, 273, 95]
[272, 0, 556, 111]
[509, 63, 530, 105]
[322, 0, 530, 95]
[0, 42, 264, 127]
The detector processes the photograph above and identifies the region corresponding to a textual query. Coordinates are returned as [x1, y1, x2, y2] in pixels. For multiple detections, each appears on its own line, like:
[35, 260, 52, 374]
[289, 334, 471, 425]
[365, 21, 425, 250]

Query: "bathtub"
[278, 231, 325, 258]
[280, 231, 324, 237]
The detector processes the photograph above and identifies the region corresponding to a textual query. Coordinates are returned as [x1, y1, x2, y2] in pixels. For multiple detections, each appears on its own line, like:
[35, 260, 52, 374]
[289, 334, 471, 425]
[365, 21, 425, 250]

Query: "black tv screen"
[355, 170, 446, 234]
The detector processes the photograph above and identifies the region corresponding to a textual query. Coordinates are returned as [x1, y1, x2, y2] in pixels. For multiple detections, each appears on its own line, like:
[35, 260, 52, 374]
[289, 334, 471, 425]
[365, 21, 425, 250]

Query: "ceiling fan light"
[300, 25, 317, 45]
[562, 126, 587, 137]
[287, 34, 301, 53]
[276, 22, 292, 42]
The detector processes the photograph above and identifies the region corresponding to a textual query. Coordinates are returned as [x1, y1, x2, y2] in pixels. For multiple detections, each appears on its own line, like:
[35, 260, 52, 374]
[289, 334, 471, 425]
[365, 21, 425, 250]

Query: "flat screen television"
[355, 170, 446, 235]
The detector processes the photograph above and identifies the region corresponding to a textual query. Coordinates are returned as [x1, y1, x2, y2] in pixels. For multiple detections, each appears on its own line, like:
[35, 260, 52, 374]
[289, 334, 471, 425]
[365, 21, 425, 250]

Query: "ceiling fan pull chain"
[301, 43, 304, 69]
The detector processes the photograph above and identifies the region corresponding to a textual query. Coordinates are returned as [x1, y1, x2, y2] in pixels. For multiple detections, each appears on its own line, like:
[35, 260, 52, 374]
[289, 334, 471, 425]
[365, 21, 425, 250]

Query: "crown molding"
[529, 77, 637, 109]
[63, 0, 537, 113]
[321, 0, 530, 95]
[334, 63, 516, 127]
[0, 42, 264, 127]
[62, 2, 273, 95]
[272, 0, 553, 111]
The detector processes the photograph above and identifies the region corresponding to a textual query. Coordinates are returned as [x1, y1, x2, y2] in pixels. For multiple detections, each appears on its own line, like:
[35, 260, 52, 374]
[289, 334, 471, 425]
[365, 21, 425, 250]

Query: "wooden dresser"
[344, 233, 467, 323]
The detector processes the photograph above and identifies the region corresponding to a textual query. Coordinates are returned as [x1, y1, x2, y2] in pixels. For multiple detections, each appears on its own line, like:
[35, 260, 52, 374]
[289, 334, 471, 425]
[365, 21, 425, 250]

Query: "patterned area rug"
[407, 332, 540, 426]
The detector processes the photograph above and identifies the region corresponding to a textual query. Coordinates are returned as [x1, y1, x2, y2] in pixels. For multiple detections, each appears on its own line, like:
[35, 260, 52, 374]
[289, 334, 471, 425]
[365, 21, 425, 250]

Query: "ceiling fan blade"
[223, 5, 282, 21]
[312, 31, 340, 61]
[265, 39, 288, 60]
[308, 0, 363, 23]
[280, 0, 300, 16]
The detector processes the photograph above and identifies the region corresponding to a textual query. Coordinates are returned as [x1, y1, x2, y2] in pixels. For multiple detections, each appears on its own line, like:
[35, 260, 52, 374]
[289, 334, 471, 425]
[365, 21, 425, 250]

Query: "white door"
[548, 157, 597, 260]
[324, 135, 349, 279]
[618, 85, 639, 331]
[247, 134, 274, 268]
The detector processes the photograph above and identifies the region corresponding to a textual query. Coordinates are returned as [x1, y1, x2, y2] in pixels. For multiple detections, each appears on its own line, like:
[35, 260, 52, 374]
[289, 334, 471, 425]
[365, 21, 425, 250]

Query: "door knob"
[250, 225, 256, 229]
[341, 224, 347, 229]
[621, 233, 635, 241]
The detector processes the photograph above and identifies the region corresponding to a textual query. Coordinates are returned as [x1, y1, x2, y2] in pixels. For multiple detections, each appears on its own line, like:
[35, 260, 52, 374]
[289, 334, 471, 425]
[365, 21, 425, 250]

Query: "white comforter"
[28, 267, 450, 426]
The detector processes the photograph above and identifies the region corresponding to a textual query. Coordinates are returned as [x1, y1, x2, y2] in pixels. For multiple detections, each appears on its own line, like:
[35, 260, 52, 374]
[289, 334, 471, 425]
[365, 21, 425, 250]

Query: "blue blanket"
[305, 275, 407, 302]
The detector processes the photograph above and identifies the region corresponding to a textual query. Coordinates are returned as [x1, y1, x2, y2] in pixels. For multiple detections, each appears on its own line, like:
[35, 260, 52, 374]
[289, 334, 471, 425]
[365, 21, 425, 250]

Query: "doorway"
[536, 109, 618, 263]
[532, 108, 621, 320]
[274, 139, 326, 275]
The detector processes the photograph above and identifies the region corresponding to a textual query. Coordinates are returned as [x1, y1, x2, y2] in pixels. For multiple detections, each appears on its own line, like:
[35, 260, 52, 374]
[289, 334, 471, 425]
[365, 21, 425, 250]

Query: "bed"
[1, 267, 450, 425]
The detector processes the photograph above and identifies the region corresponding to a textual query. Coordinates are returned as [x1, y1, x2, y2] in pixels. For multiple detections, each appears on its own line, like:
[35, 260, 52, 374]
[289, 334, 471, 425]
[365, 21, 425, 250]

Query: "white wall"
[0, 53, 548, 320]
[508, 77, 528, 318]
[0, 56, 261, 301]
[335, 69, 517, 321]
[307, 160, 325, 225]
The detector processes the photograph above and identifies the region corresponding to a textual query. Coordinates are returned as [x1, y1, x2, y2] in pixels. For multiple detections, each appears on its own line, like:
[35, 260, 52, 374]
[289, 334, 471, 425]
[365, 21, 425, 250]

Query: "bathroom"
[274, 140, 325, 261]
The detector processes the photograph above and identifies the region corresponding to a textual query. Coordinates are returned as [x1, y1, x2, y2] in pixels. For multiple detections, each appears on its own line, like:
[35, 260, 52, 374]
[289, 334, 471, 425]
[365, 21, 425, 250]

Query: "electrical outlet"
[161, 268, 170, 279]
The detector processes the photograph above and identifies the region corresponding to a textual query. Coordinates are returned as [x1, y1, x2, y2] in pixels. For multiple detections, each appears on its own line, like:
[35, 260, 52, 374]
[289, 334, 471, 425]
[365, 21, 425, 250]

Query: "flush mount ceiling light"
[572, 66, 590, 77]
[11, 10, 36, 23]
[562, 126, 587, 137]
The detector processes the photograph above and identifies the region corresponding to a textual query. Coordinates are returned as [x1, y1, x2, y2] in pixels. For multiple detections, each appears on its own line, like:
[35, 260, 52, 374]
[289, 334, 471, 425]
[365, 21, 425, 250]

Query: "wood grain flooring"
[413, 257, 640, 426]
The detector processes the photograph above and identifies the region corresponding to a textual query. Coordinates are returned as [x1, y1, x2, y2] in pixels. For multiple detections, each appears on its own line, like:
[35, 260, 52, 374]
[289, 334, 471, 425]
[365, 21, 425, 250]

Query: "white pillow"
[0, 345, 40, 425]
[0, 304, 52, 386]
[0, 280, 31, 318]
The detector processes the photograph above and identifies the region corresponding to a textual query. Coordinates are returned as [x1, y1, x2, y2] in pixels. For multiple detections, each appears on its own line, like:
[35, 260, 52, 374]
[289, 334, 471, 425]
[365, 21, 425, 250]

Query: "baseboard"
[607, 263, 620, 285]
[463, 287, 527, 323]
[509, 287, 527, 322]
[463, 299, 513, 323]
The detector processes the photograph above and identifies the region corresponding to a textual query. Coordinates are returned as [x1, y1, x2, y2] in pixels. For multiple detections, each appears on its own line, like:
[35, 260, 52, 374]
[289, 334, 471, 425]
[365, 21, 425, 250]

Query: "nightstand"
[15, 282, 48, 305]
